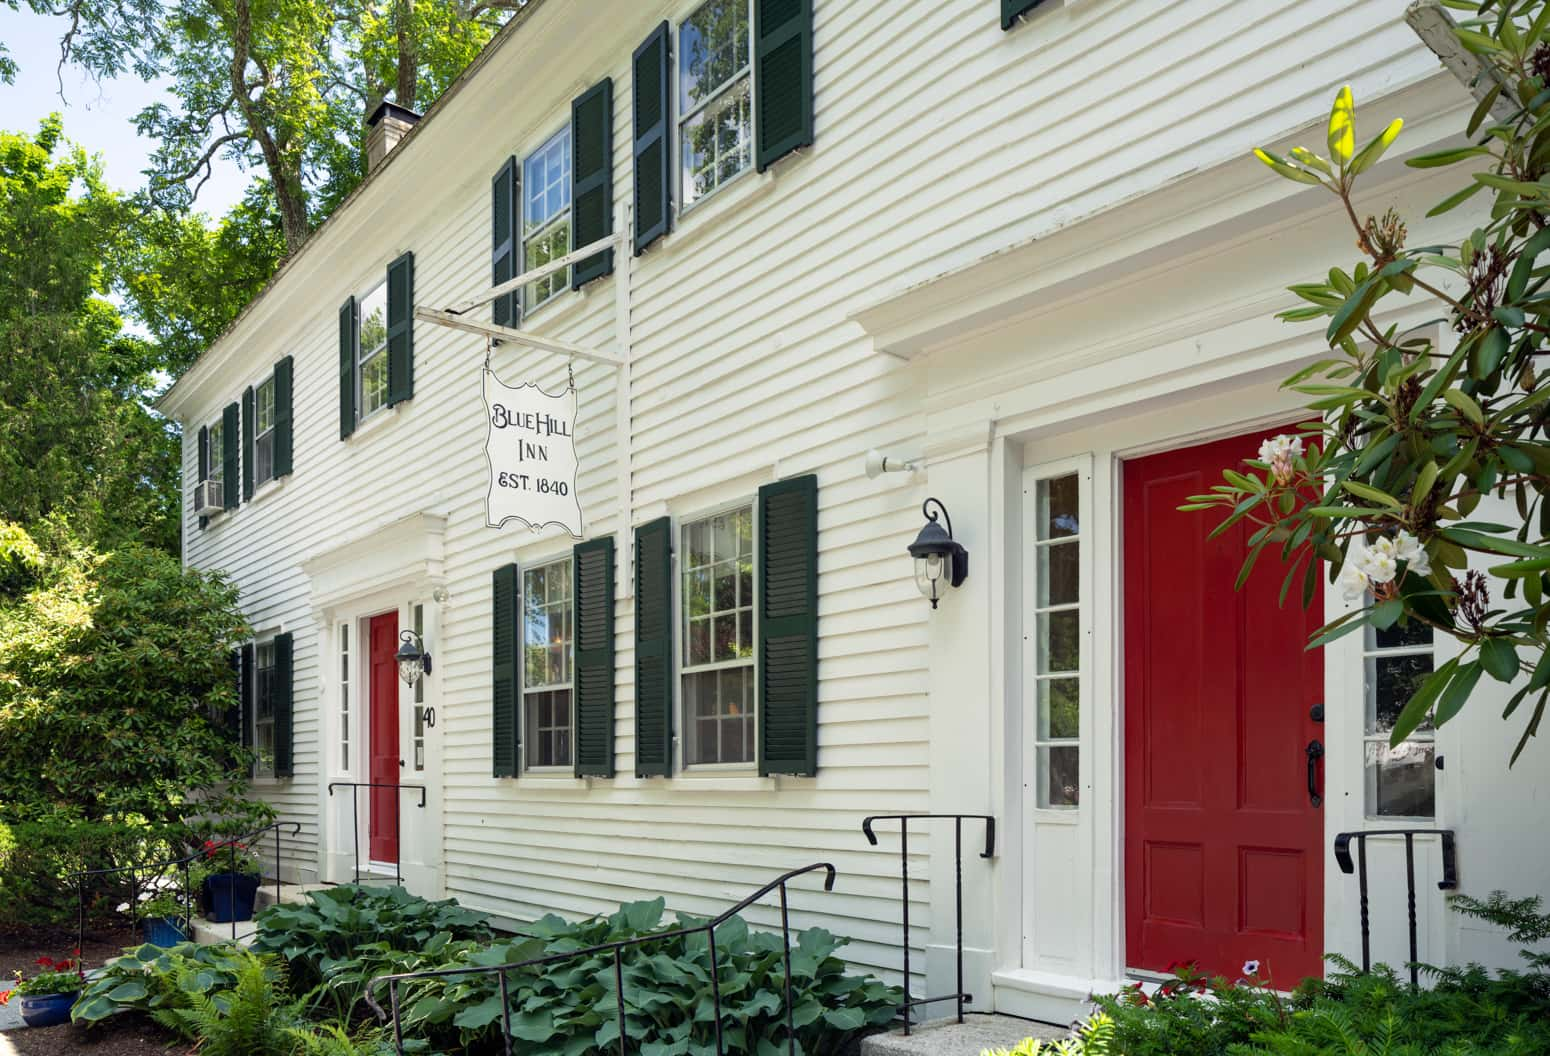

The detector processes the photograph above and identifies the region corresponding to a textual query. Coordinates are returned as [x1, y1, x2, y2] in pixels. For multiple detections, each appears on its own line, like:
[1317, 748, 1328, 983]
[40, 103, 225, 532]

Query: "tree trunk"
[396, 0, 417, 110]
[228, 0, 310, 256]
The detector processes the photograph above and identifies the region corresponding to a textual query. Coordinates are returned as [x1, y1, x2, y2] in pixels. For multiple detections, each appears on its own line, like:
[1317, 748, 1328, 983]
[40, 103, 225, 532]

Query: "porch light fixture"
[908, 497, 968, 608]
[396, 629, 432, 687]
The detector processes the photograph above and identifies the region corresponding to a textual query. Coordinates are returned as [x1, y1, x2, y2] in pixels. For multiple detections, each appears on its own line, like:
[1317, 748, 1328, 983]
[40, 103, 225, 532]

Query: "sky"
[2, 8, 250, 216]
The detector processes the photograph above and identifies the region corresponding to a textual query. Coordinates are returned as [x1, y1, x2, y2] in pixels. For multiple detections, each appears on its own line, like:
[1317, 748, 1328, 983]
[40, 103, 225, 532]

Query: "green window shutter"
[273, 355, 294, 478]
[573, 536, 616, 777]
[273, 632, 294, 778]
[632, 23, 672, 254]
[221, 402, 240, 510]
[339, 296, 357, 439]
[238, 642, 254, 747]
[386, 251, 415, 406]
[1002, 0, 1045, 29]
[197, 425, 209, 531]
[242, 386, 255, 502]
[571, 77, 615, 289]
[757, 474, 819, 776]
[491, 157, 520, 329]
[634, 517, 673, 777]
[754, 0, 814, 172]
[492, 563, 521, 778]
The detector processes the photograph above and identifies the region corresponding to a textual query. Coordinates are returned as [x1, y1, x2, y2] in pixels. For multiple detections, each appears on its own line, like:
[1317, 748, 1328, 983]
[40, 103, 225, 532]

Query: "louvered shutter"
[221, 402, 239, 510]
[273, 356, 294, 478]
[754, 0, 814, 172]
[241, 386, 255, 502]
[573, 536, 615, 777]
[197, 425, 209, 530]
[339, 296, 358, 439]
[1002, 0, 1044, 29]
[634, 517, 673, 777]
[633, 23, 672, 254]
[492, 563, 521, 777]
[386, 252, 415, 406]
[273, 632, 294, 778]
[237, 643, 254, 746]
[757, 474, 819, 776]
[571, 78, 615, 289]
[491, 157, 519, 328]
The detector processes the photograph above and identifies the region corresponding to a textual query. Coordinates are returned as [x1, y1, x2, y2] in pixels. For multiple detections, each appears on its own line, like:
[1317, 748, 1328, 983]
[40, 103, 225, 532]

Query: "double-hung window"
[357, 281, 390, 420]
[254, 375, 276, 487]
[524, 558, 574, 768]
[253, 640, 277, 778]
[1030, 471, 1082, 809]
[681, 504, 755, 765]
[1363, 621, 1436, 818]
[678, 0, 752, 209]
[206, 420, 226, 497]
[523, 128, 571, 311]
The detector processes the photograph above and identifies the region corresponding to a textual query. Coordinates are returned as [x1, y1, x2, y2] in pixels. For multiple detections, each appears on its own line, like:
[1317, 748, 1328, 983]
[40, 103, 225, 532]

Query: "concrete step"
[861, 1014, 1068, 1056]
[189, 916, 258, 947]
[254, 881, 329, 910]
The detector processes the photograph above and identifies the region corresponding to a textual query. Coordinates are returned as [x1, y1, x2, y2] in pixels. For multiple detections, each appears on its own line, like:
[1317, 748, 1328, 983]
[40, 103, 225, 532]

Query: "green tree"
[1191, 3, 1550, 764]
[0, 117, 179, 552]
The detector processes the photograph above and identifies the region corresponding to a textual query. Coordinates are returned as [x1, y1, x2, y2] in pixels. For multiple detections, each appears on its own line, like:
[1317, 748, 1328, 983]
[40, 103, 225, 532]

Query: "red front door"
[1123, 428, 1324, 985]
[368, 611, 400, 864]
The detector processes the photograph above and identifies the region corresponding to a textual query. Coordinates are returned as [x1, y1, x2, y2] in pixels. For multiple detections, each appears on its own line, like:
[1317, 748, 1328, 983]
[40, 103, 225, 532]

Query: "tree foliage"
[0, 117, 179, 552]
[1190, 1, 1550, 764]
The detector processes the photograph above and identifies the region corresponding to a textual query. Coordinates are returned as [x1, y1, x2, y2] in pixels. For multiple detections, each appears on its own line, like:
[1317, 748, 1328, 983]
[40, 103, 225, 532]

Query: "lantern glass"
[398, 657, 422, 687]
[914, 553, 945, 602]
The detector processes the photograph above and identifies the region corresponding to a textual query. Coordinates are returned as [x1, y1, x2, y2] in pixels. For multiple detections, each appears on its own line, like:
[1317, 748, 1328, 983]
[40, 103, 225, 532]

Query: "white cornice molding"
[301, 511, 447, 614]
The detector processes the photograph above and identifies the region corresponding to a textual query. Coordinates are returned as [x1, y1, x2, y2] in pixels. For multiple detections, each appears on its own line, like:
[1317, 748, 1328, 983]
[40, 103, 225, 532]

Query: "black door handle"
[1306, 739, 1324, 808]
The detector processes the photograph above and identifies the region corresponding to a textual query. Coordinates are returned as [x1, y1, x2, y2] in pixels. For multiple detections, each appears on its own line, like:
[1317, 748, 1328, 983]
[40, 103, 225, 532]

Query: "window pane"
[1366, 653, 1434, 735]
[684, 667, 752, 764]
[1038, 746, 1080, 808]
[1374, 620, 1432, 651]
[713, 613, 737, 662]
[1037, 541, 1079, 608]
[681, 76, 751, 207]
[1037, 475, 1079, 540]
[1038, 609, 1079, 674]
[1038, 678, 1080, 740]
[359, 283, 388, 357]
[679, 0, 749, 113]
[360, 351, 389, 417]
[1365, 740, 1435, 817]
[688, 618, 710, 666]
[256, 378, 275, 433]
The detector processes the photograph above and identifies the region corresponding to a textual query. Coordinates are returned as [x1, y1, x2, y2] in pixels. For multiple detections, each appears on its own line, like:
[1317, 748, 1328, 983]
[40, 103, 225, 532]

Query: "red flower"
[0, 989, 12, 1006]
[34, 957, 53, 969]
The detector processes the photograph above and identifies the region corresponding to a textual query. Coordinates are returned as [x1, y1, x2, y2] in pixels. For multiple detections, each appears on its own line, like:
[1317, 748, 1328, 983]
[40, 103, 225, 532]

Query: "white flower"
[1340, 563, 1371, 603]
[1355, 543, 1397, 587]
[1393, 530, 1431, 576]
[1258, 434, 1304, 485]
[1242, 960, 1261, 977]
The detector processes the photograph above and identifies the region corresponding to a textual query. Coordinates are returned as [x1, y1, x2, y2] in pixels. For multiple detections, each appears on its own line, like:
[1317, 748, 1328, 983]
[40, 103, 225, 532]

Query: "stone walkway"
[861, 1014, 1068, 1056]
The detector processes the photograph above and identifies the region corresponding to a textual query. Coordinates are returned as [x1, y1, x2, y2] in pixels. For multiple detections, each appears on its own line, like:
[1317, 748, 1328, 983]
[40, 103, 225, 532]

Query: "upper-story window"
[681, 504, 755, 765]
[524, 557, 574, 768]
[357, 281, 390, 421]
[254, 374, 276, 487]
[253, 639, 277, 778]
[206, 418, 226, 497]
[678, 0, 752, 209]
[1364, 620, 1436, 818]
[523, 128, 572, 312]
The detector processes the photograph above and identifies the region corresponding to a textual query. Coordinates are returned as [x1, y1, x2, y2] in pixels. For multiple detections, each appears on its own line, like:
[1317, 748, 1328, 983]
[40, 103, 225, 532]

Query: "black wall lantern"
[396, 629, 432, 687]
[908, 497, 968, 608]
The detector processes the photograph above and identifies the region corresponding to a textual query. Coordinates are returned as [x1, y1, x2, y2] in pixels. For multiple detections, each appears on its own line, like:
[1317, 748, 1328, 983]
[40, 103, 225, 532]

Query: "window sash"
[524, 559, 574, 769]
[523, 128, 572, 311]
[1361, 621, 1436, 819]
[677, 0, 753, 208]
[523, 215, 571, 312]
[1028, 468, 1084, 811]
[358, 282, 389, 419]
[339, 623, 351, 774]
[677, 0, 751, 121]
[680, 503, 756, 766]
[253, 642, 277, 778]
[207, 423, 225, 487]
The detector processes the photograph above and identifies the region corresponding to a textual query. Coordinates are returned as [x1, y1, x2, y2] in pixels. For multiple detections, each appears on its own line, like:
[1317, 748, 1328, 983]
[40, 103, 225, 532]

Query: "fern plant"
[152, 950, 298, 1056]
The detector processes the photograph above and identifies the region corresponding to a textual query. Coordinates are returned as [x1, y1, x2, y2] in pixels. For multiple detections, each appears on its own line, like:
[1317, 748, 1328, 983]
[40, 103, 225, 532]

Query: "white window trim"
[1022, 455, 1093, 819]
[253, 373, 277, 489]
[676, 0, 756, 216]
[522, 554, 575, 772]
[357, 280, 389, 423]
[251, 637, 280, 782]
[521, 126, 573, 317]
[1361, 622, 1438, 823]
[675, 496, 759, 772]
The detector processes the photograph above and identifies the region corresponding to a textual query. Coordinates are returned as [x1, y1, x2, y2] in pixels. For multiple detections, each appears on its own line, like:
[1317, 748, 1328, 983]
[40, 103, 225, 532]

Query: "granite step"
[861, 1014, 1068, 1056]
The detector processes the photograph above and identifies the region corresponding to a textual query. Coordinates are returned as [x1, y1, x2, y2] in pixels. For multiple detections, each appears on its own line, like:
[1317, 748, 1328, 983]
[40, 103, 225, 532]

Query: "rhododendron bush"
[1189, 2, 1550, 764]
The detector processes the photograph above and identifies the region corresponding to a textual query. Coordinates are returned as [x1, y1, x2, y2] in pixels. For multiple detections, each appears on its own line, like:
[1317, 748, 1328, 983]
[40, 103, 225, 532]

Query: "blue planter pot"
[142, 915, 186, 947]
[204, 872, 260, 923]
[19, 991, 77, 1028]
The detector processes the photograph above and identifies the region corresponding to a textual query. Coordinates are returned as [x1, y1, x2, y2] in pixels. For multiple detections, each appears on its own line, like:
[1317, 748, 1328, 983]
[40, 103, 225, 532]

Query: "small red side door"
[368, 611, 400, 864]
[1123, 429, 1324, 985]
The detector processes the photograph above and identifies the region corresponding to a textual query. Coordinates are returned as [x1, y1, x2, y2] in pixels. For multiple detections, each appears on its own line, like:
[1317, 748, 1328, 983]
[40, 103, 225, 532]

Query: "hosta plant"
[1187, 1, 1550, 763]
[72, 940, 266, 1024]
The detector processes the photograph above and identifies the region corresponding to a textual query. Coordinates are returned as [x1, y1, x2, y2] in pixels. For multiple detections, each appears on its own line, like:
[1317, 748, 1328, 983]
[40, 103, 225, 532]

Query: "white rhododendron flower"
[1393, 530, 1431, 576]
[1339, 562, 1371, 602]
[1342, 532, 1430, 602]
[1258, 434, 1304, 485]
[1357, 542, 1398, 586]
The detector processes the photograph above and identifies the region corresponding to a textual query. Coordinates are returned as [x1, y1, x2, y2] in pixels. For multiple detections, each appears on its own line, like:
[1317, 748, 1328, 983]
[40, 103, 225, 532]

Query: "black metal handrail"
[364, 862, 837, 1056]
[326, 781, 427, 885]
[65, 820, 302, 952]
[1333, 828, 1458, 987]
[861, 814, 995, 1036]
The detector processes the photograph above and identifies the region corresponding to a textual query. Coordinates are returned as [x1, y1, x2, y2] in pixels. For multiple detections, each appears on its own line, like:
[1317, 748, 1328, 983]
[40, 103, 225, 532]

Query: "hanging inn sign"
[483, 367, 584, 537]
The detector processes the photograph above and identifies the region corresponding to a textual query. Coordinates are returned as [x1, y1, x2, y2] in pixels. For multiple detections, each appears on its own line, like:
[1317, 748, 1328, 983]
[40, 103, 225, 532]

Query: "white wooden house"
[158, 0, 1550, 1023]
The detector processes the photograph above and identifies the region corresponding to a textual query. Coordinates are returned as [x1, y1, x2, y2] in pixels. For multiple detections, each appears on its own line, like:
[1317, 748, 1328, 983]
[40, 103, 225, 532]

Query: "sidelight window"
[1363, 621, 1436, 818]
[1031, 472, 1081, 809]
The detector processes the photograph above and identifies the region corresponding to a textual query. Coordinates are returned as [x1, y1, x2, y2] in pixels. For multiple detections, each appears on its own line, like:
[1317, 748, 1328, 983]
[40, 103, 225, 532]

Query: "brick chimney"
[365, 101, 422, 174]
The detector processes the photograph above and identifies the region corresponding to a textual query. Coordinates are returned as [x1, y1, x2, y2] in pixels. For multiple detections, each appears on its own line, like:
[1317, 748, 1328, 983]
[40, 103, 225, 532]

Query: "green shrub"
[152, 950, 296, 1056]
[72, 941, 269, 1024]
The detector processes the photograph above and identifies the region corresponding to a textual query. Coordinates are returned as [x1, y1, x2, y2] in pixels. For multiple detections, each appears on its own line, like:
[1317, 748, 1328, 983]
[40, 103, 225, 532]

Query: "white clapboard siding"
[171, 0, 1440, 983]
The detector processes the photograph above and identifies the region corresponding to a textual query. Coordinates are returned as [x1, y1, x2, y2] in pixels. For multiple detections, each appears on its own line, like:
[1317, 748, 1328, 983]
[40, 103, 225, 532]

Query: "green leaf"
[1406, 145, 1495, 168]
[1389, 659, 1457, 745]
[1350, 118, 1403, 174]
[1328, 85, 1355, 165]
[1343, 480, 1402, 508]
[1480, 637, 1521, 683]
[1435, 661, 1482, 726]
[1428, 180, 1488, 217]
[1253, 148, 1322, 185]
